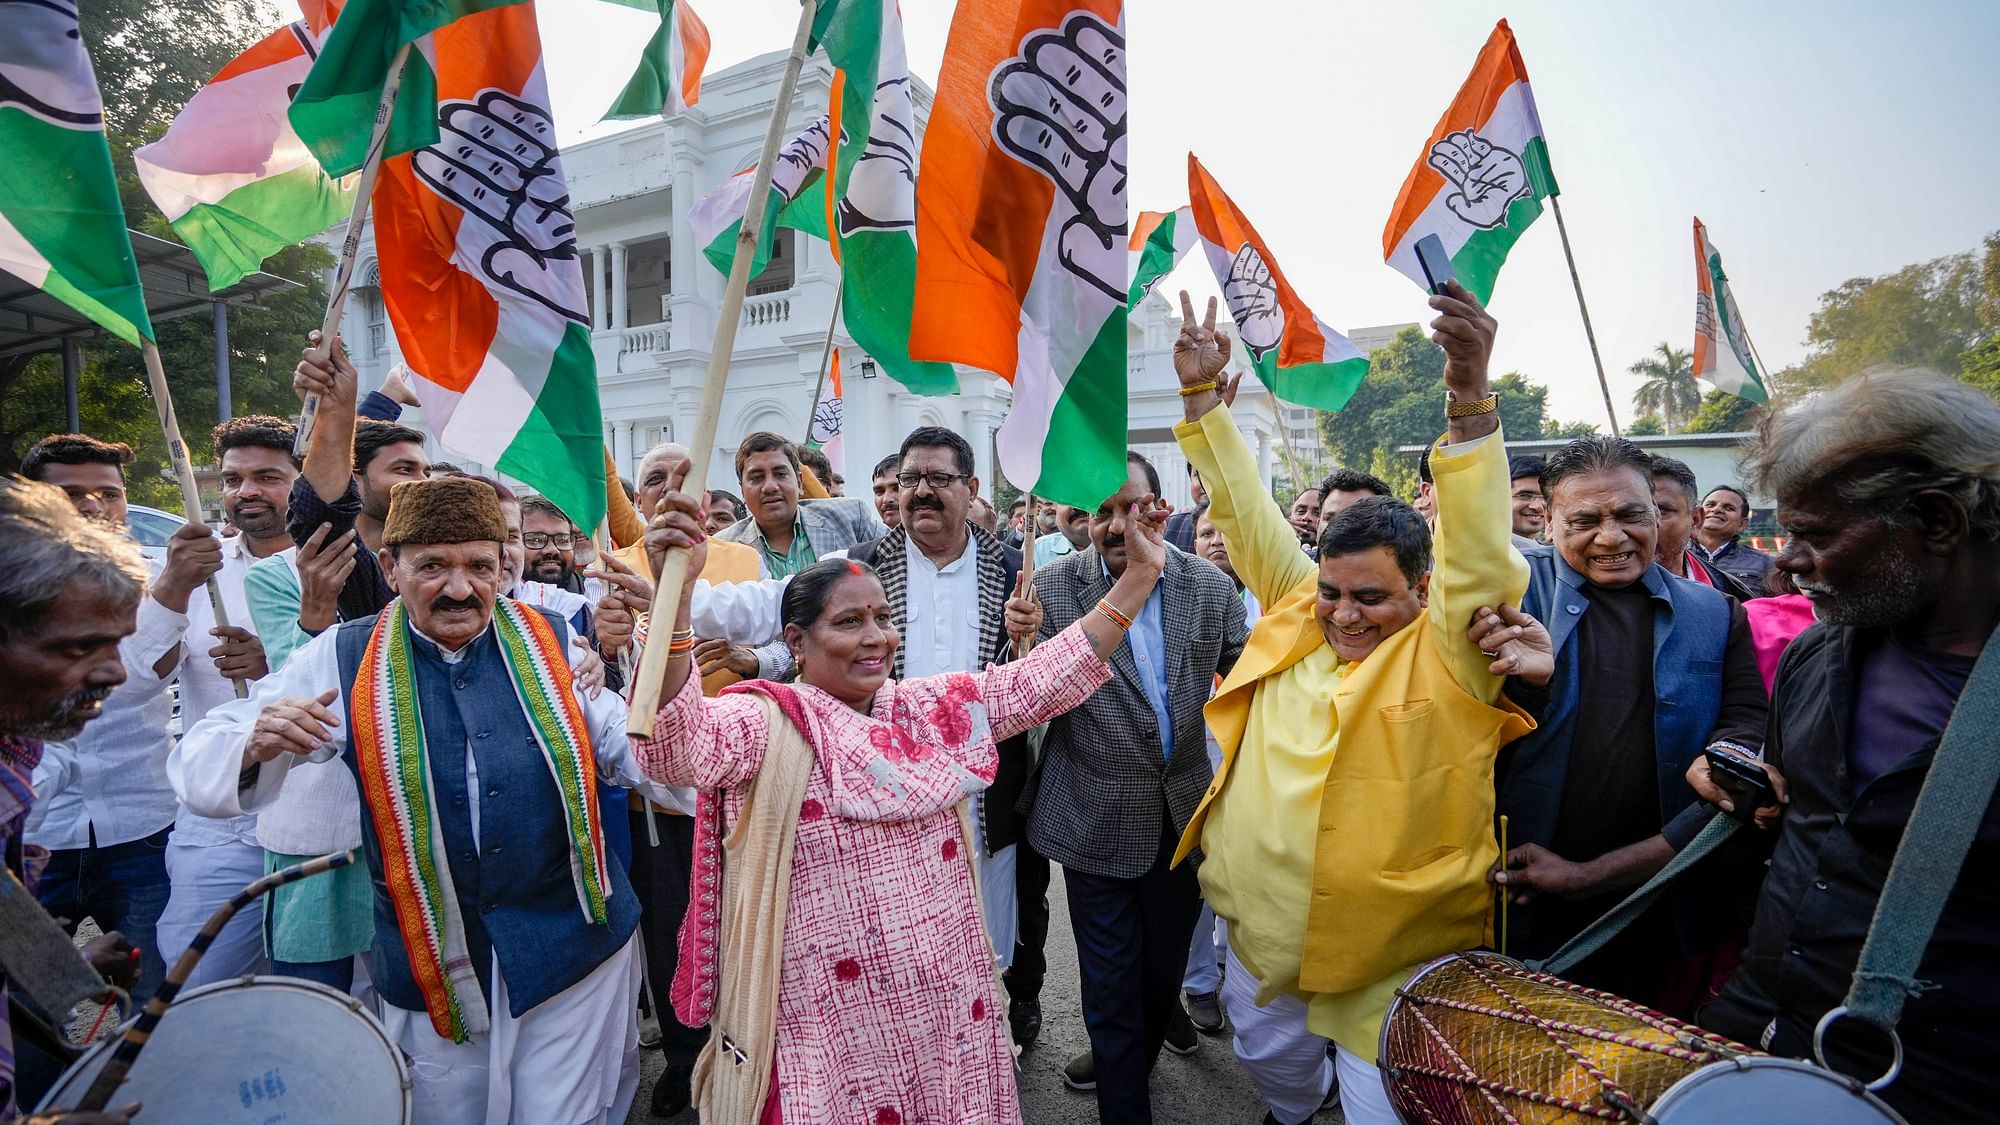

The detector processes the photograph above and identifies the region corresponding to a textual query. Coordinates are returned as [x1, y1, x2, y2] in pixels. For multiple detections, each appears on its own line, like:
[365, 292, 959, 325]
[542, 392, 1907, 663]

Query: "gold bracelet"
[1446, 392, 1500, 418]
[1095, 599, 1133, 630]
[1178, 380, 1218, 398]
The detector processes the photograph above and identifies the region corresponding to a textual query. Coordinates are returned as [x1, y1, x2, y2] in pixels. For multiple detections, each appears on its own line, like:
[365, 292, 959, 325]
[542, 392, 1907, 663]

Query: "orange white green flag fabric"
[1692, 217, 1768, 403]
[134, 1, 355, 292]
[1128, 206, 1193, 308]
[0, 2, 153, 347]
[689, 114, 830, 280]
[910, 0, 1129, 509]
[1382, 19, 1557, 304]
[1189, 155, 1367, 411]
[808, 349, 845, 477]
[296, 0, 607, 531]
[600, 0, 710, 120]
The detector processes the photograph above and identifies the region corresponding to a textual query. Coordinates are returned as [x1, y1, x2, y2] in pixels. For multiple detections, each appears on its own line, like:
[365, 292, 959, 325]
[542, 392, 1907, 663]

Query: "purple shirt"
[1849, 633, 1975, 793]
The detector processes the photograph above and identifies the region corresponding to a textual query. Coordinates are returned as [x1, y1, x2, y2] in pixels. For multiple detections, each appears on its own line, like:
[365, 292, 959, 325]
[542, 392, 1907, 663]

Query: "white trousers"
[382, 935, 642, 1125]
[977, 840, 1019, 970]
[157, 839, 268, 988]
[1183, 905, 1225, 994]
[1219, 946, 1397, 1125]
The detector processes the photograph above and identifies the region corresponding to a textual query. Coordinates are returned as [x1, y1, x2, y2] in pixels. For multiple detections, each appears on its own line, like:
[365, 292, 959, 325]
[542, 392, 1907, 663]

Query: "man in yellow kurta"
[1169, 285, 1539, 1125]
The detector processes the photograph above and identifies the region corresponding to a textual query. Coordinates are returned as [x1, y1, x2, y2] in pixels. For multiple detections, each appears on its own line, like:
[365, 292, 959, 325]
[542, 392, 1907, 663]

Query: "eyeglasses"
[896, 471, 969, 491]
[522, 532, 575, 549]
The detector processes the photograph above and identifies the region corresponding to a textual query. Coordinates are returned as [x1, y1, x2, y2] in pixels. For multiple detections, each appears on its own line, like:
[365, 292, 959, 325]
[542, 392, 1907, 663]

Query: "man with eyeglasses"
[1509, 454, 1548, 548]
[520, 496, 584, 593]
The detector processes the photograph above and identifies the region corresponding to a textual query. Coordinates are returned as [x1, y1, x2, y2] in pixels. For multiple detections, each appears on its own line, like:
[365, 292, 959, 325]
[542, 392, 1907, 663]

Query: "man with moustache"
[869, 454, 903, 530]
[1694, 484, 1776, 591]
[1649, 456, 1755, 601]
[1034, 501, 1092, 566]
[1286, 488, 1322, 551]
[520, 495, 585, 593]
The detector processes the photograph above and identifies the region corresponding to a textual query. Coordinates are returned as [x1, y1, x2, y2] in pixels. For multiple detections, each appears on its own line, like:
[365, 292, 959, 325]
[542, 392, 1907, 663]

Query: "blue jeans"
[35, 826, 173, 1004]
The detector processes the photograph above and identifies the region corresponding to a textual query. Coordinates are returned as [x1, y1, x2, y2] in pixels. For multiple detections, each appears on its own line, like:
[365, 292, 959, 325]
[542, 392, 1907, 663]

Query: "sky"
[280, 0, 2000, 427]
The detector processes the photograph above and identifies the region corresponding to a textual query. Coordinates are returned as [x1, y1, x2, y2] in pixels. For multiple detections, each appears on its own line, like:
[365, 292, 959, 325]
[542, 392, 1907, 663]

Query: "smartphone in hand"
[1415, 233, 1456, 295]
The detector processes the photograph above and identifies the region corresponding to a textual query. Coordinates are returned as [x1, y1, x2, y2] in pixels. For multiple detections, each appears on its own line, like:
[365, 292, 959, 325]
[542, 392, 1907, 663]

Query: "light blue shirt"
[1103, 558, 1173, 761]
[1033, 530, 1077, 568]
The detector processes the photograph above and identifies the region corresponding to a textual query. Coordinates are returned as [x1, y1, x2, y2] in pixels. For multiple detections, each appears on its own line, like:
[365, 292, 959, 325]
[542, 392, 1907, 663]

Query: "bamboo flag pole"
[294, 43, 414, 456]
[1015, 493, 1036, 658]
[140, 340, 245, 697]
[628, 0, 821, 737]
[1547, 195, 1621, 438]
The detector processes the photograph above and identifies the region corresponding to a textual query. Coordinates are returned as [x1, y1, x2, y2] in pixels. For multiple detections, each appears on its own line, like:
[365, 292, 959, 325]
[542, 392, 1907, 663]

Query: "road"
[634, 864, 1344, 1124]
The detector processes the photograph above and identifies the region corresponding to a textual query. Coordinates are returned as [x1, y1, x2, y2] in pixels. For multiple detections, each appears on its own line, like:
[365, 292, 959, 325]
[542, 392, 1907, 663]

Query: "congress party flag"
[1692, 217, 1768, 404]
[600, 0, 710, 120]
[1382, 19, 1558, 304]
[135, 1, 356, 292]
[0, 2, 153, 347]
[1128, 206, 1193, 308]
[911, 0, 1129, 510]
[346, 3, 607, 531]
[808, 349, 845, 477]
[1189, 155, 1368, 411]
[688, 114, 831, 280]
[813, 0, 958, 395]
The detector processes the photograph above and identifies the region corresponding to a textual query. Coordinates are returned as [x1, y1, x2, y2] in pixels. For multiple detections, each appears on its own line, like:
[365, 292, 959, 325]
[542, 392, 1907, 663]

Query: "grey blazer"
[715, 495, 885, 566]
[1025, 545, 1249, 879]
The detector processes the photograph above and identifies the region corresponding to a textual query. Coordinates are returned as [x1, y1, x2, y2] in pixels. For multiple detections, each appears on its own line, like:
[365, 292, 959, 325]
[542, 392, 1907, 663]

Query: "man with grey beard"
[1688, 369, 2000, 1125]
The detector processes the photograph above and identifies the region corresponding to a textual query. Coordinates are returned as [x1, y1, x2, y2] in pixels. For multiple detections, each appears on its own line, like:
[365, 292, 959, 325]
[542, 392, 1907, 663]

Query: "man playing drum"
[1167, 284, 1547, 1124]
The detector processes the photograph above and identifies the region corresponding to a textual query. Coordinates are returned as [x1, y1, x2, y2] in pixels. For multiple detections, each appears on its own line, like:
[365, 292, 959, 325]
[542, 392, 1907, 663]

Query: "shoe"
[1163, 1004, 1200, 1055]
[1183, 989, 1226, 1035]
[650, 1060, 692, 1117]
[1061, 1049, 1097, 1092]
[1255, 1075, 1339, 1125]
[1008, 998, 1042, 1048]
[638, 1013, 663, 1049]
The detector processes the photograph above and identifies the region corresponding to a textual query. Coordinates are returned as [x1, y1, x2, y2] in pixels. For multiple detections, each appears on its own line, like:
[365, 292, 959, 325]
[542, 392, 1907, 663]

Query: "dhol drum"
[1380, 953, 1905, 1124]
[37, 976, 411, 1123]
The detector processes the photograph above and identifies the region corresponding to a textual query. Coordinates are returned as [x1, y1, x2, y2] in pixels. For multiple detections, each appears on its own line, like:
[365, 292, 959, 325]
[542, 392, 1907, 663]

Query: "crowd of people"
[1, 280, 1996, 1125]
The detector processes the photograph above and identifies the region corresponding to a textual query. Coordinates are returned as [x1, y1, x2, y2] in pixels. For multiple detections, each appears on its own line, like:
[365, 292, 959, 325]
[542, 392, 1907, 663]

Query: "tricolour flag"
[910, 0, 1129, 509]
[1189, 155, 1368, 412]
[688, 114, 831, 281]
[309, 2, 606, 531]
[600, 0, 710, 120]
[0, 3, 153, 347]
[1128, 206, 1193, 308]
[1692, 217, 1767, 404]
[134, 1, 356, 292]
[1382, 19, 1558, 304]
[808, 348, 845, 477]
[812, 0, 957, 395]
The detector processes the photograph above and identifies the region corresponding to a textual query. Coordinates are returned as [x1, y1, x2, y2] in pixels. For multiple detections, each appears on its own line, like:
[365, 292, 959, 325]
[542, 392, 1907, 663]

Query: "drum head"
[38, 976, 411, 1123]
[1652, 1057, 1908, 1124]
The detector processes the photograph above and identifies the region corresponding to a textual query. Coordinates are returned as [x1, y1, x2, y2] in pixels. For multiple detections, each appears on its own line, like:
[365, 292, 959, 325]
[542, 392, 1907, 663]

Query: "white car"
[125, 503, 188, 564]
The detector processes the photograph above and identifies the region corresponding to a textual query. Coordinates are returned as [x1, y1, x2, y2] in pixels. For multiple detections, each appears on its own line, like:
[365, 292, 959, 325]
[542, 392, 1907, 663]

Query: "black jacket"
[1702, 621, 2000, 1124]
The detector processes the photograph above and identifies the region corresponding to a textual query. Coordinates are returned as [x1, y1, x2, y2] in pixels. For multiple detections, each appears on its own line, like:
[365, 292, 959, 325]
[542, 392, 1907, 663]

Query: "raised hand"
[1429, 279, 1497, 405]
[1004, 569, 1043, 650]
[207, 626, 269, 684]
[296, 523, 358, 634]
[1174, 291, 1233, 387]
[1467, 603, 1552, 685]
[379, 362, 421, 408]
[244, 689, 342, 768]
[1122, 497, 1170, 580]
[1223, 243, 1283, 360]
[155, 521, 224, 611]
[1428, 129, 1531, 230]
[294, 331, 356, 407]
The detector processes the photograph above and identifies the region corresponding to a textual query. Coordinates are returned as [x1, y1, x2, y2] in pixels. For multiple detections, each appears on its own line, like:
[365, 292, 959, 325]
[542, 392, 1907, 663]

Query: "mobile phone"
[1704, 745, 1776, 822]
[1415, 233, 1456, 295]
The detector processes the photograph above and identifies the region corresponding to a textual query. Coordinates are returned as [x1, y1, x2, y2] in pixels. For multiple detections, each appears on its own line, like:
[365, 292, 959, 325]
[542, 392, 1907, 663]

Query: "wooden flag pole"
[1547, 195, 1621, 438]
[294, 42, 414, 456]
[140, 340, 245, 697]
[1015, 493, 1036, 658]
[627, 0, 820, 737]
[802, 278, 844, 448]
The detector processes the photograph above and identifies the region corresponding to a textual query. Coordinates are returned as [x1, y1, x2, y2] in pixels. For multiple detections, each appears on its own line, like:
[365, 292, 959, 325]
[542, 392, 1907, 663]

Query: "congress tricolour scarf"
[0, 2, 153, 347]
[1188, 155, 1368, 412]
[1128, 206, 1193, 308]
[1382, 19, 1557, 304]
[352, 598, 610, 1043]
[1691, 217, 1768, 404]
[134, 1, 355, 292]
[293, 0, 608, 532]
[911, 0, 1129, 510]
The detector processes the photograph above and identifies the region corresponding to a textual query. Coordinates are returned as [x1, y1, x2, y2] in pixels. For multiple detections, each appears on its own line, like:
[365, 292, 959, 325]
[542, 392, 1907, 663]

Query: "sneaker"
[1183, 989, 1226, 1035]
[1061, 1049, 1097, 1092]
[1008, 998, 1042, 1049]
[638, 1013, 663, 1049]
[1163, 1004, 1200, 1055]
[1255, 1075, 1339, 1125]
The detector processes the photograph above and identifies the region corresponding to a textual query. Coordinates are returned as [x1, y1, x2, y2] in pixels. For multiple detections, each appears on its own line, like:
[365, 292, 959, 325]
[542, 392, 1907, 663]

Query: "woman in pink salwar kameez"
[631, 484, 1172, 1125]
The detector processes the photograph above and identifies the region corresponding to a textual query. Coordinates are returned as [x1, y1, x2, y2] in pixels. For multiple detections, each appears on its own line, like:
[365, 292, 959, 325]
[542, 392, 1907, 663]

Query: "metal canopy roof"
[0, 230, 301, 360]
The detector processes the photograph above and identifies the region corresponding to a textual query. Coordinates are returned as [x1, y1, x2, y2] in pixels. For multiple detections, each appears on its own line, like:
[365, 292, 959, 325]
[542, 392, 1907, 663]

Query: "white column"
[585, 247, 604, 331]
[1256, 429, 1275, 492]
[614, 419, 636, 479]
[668, 152, 702, 349]
[608, 242, 629, 331]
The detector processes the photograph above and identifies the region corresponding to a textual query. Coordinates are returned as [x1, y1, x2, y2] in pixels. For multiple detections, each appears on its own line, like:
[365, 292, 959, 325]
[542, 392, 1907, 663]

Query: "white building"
[328, 51, 1291, 510]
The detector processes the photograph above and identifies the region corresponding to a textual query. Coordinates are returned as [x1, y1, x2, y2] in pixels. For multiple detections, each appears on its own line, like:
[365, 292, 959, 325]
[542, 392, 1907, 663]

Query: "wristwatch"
[1446, 392, 1500, 418]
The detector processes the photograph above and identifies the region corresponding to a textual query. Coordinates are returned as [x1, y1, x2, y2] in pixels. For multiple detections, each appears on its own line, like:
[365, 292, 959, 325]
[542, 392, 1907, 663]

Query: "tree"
[1545, 419, 1601, 440]
[1628, 342, 1699, 433]
[1627, 415, 1665, 436]
[1775, 246, 1986, 397]
[1683, 388, 1762, 434]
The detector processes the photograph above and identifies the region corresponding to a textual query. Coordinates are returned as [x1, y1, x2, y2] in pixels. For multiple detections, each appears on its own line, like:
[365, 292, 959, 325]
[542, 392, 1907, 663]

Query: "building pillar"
[1256, 429, 1275, 493]
[608, 242, 629, 331]
[585, 246, 604, 331]
[668, 152, 702, 349]
[613, 419, 636, 479]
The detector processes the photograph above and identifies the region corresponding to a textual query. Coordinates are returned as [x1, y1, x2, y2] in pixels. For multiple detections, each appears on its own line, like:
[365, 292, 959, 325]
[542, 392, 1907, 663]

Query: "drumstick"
[1499, 815, 1510, 957]
[73, 849, 359, 1112]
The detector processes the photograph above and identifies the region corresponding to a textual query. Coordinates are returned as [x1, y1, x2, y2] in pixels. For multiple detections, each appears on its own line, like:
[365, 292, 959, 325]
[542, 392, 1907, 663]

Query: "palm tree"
[1629, 343, 1700, 434]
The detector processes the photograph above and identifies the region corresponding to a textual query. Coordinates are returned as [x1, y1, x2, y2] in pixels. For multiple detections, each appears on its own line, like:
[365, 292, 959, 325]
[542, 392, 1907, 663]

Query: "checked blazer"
[1025, 545, 1250, 879]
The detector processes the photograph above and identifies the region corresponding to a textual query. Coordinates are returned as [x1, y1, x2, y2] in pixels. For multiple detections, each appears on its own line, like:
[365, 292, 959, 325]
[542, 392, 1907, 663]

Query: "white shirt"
[30, 557, 183, 850]
[159, 534, 269, 848]
[177, 616, 693, 826]
[900, 533, 982, 678]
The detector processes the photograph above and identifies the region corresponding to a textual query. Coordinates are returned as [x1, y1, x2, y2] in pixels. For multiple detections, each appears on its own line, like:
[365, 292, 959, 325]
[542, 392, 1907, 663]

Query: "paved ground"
[632, 866, 1344, 1125]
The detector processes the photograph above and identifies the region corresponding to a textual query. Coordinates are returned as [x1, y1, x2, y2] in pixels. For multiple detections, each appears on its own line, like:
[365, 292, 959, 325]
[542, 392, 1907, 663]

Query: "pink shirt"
[1744, 593, 1818, 693]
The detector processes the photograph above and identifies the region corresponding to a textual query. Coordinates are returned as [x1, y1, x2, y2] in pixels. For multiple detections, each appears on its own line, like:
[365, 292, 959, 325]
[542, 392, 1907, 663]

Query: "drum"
[1380, 953, 1905, 1124]
[37, 976, 411, 1123]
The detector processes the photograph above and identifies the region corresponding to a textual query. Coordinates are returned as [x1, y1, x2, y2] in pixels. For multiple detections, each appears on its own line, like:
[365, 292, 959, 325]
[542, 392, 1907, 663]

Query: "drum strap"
[1528, 813, 1738, 978]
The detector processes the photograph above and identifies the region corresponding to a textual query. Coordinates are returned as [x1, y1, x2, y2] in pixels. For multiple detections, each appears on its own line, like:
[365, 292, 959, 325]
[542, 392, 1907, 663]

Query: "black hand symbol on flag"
[1427, 128, 1530, 230]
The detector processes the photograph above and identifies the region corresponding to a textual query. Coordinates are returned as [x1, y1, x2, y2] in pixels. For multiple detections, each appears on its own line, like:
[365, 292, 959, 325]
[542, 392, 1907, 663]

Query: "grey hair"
[0, 476, 147, 639]
[1747, 367, 2000, 542]
[637, 442, 692, 476]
